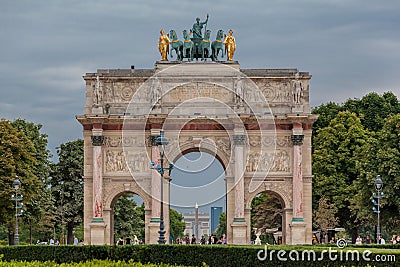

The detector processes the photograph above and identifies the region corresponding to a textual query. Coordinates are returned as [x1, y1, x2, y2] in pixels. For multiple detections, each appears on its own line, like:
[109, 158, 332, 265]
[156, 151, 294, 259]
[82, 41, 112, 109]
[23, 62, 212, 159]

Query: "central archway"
[170, 151, 226, 243]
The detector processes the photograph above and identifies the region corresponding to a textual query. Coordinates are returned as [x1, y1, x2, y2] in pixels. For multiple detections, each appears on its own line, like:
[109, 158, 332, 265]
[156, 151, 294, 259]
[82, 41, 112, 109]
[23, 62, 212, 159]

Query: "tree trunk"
[8, 223, 14, 246]
[67, 222, 74, 244]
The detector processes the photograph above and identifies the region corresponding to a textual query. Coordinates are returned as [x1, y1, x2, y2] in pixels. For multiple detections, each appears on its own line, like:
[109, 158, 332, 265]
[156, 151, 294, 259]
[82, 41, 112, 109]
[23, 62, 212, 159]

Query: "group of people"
[175, 234, 227, 245]
[340, 234, 391, 245]
[116, 235, 141, 245]
[389, 235, 400, 244]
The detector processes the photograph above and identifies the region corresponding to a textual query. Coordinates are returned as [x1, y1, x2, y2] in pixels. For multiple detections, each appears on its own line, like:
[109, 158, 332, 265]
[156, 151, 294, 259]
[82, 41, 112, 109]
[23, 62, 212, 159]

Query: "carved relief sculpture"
[93, 75, 103, 105]
[292, 72, 303, 105]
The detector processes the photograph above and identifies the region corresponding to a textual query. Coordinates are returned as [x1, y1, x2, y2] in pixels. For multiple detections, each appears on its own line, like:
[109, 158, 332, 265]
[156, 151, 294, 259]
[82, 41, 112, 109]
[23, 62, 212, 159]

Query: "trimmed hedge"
[0, 259, 188, 267]
[0, 245, 398, 267]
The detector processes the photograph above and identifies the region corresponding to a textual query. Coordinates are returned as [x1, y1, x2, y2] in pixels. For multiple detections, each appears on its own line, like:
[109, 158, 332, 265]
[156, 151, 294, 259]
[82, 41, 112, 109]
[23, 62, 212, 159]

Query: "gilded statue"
[224, 29, 236, 61]
[159, 15, 238, 61]
[158, 29, 170, 61]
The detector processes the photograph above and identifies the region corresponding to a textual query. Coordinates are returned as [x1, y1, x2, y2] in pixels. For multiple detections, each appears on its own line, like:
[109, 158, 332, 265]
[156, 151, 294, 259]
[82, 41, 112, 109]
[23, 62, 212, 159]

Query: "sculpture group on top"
[158, 14, 236, 62]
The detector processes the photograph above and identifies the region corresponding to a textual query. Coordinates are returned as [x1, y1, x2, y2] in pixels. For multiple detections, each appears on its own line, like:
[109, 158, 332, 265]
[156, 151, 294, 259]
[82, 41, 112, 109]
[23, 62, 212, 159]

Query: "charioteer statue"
[158, 14, 236, 62]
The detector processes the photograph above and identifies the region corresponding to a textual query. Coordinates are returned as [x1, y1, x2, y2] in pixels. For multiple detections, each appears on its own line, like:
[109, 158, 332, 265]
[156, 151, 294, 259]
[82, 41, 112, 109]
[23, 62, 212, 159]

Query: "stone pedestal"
[148, 220, 161, 244]
[291, 105, 304, 113]
[92, 106, 103, 114]
[231, 219, 247, 245]
[291, 220, 306, 244]
[89, 221, 107, 245]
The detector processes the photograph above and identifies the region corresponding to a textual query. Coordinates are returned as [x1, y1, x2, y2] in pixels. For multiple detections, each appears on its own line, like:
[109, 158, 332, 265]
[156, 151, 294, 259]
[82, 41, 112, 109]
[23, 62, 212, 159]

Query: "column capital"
[291, 134, 304, 146]
[233, 134, 246, 146]
[91, 135, 104, 146]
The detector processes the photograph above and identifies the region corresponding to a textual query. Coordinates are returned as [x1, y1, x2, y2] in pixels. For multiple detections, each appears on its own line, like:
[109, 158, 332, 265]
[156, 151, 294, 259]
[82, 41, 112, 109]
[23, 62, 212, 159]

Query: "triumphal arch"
[77, 18, 317, 245]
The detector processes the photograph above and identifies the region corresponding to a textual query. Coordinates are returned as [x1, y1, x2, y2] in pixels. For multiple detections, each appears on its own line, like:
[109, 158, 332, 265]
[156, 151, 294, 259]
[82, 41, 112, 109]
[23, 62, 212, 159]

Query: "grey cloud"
[0, 0, 399, 157]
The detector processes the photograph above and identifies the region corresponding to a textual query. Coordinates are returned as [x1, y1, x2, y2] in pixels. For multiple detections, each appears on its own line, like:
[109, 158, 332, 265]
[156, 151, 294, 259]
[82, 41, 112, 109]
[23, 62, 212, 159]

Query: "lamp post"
[150, 130, 174, 244]
[372, 175, 383, 243]
[11, 176, 23, 245]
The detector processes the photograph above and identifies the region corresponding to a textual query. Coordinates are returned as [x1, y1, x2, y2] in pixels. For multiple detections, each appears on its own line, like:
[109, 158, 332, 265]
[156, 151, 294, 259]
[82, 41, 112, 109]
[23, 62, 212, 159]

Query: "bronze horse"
[169, 30, 183, 61]
[183, 30, 194, 61]
[211, 29, 224, 61]
[200, 30, 211, 61]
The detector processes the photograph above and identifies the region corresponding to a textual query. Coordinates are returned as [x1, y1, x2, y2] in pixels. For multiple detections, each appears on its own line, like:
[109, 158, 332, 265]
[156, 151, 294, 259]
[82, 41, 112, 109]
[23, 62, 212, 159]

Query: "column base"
[290, 220, 306, 245]
[89, 220, 107, 245]
[231, 218, 247, 245]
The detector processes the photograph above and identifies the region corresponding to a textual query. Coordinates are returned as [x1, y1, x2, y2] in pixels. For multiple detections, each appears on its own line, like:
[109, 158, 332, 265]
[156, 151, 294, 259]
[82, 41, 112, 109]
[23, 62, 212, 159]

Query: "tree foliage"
[313, 196, 339, 230]
[251, 193, 282, 234]
[169, 209, 185, 241]
[50, 139, 84, 244]
[353, 114, 400, 234]
[11, 119, 53, 243]
[342, 92, 400, 132]
[312, 91, 400, 239]
[214, 212, 226, 238]
[313, 111, 370, 234]
[113, 194, 145, 243]
[0, 119, 42, 245]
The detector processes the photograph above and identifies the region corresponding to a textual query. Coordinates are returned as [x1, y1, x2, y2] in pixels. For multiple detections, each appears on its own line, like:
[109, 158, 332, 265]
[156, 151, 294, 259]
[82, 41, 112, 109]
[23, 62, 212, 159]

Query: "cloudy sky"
[1, 1, 399, 213]
[1, 0, 399, 155]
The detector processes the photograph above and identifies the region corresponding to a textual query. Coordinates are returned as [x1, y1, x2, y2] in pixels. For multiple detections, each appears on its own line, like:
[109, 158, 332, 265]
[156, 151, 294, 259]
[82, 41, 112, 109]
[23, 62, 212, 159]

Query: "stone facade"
[76, 61, 317, 245]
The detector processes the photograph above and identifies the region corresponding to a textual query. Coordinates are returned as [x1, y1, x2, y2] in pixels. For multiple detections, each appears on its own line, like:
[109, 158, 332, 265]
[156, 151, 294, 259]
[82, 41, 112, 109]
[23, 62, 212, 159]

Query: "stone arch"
[245, 180, 293, 244]
[103, 181, 151, 210]
[171, 145, 229, 171]
[102, 180, 151, 245]
[246, 181, 292, 210]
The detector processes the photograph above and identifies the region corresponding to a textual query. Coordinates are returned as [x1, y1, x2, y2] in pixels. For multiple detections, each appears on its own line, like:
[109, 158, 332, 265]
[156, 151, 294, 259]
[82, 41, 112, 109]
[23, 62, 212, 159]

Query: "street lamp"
[150, 130, 174, 244]
[11, 176, 23, 245]
[372, 175, 384, 243]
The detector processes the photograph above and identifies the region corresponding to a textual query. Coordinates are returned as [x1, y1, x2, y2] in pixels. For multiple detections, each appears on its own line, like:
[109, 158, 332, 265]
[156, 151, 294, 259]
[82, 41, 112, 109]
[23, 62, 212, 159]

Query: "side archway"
[102, 181, 151, 245]
[246, 180, 293, 244]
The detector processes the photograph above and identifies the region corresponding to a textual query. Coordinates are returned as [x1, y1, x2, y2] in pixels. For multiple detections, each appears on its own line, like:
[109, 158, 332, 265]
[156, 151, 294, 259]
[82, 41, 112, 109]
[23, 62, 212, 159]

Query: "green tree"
[169, 209, 185, 241]
[50, 139, 84, 244]
[251, 193, 282, 233]
[354, 114, 400, 236]
[11, 119, 54, 244]
[214, 212, 226, 238]
[313, 196, 339, 231]
[342, 92, 400, 132]
[250, 193, 282, 243]
[312, 102, 342, 136]
[0, 119, 40, 245]
[113, 194, 144, 243]
[313, 111, 371, 238]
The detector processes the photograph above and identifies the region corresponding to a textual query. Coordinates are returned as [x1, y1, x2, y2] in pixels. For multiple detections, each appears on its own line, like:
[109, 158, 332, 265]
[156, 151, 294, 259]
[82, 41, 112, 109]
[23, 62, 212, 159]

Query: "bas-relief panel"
[246, 135, 293, 173]
[104, 149, 149, 175]
[252, 79, 309, 105]
[90, 80, 149, 105]
[103, 135, 149, 174]
[89, 76, 310, 112]
[246, 150, 291, 173]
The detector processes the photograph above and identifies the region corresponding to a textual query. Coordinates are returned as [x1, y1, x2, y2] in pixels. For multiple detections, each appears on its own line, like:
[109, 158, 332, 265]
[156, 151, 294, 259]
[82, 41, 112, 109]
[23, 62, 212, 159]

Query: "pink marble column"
[234, 134, 245, 220]
[291, 134, 304, 220]
[91, 134, 104, 220]
[150, 135, 161, 220]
